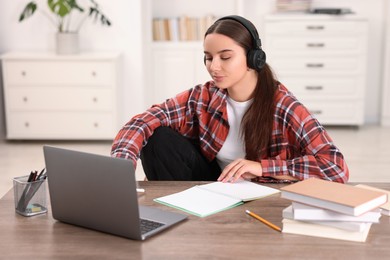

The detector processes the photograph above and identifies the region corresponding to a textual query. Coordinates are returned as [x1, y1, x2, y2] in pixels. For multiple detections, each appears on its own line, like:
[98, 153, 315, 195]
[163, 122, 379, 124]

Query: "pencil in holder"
[13, 175, 48, 217]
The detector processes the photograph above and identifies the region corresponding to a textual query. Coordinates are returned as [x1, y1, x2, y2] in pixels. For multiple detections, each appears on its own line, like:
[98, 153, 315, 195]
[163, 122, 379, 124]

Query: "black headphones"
[207, 15, 266, 71]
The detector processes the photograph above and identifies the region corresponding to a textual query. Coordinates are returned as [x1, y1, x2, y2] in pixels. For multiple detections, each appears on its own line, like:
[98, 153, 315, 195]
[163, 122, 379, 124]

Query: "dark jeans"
[140, 127, 221, 181]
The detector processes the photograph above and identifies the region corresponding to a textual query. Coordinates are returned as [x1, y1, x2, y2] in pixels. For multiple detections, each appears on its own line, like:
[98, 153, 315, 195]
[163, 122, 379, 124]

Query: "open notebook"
[155, 179, 280, 217]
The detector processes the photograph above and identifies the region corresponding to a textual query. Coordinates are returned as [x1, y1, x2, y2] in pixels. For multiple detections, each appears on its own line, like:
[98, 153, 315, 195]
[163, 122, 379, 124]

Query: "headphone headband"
[216, 15, 262, 50]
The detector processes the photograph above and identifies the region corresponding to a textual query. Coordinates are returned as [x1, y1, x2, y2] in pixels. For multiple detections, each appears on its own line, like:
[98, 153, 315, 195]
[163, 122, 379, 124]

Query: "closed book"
[290, 202, 381, 222]
[282, 205, 372, 232]
[355, 184, 390, 216]
[179, 15, 188, 41]
[280, 178, 388, 216]
[282, 218, 372, 242]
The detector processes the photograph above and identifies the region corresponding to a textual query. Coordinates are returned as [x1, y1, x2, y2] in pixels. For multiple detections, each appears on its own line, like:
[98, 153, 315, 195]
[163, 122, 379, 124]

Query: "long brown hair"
[205, 18, 277, 160]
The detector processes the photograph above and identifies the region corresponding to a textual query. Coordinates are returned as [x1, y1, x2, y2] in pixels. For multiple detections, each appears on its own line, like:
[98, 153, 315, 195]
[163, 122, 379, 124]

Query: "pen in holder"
[13, 174, 48, 217]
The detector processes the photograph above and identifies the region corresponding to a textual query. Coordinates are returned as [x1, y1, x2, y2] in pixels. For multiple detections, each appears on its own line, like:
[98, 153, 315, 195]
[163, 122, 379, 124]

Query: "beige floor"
[1, 125, 390, 198]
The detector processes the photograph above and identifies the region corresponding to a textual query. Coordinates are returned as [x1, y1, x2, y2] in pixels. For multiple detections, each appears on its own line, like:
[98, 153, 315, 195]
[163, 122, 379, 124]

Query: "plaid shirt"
[111, 81, 349, 183]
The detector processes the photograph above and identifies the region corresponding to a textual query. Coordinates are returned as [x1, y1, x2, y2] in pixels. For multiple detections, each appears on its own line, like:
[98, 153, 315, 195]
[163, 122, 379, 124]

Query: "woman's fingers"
[218, 159, 243, 182]
[218, 159, 262, 183]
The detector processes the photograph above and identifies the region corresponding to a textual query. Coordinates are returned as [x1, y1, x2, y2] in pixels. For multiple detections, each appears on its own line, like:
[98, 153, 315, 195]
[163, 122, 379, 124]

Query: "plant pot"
[56, 32, 79, 55]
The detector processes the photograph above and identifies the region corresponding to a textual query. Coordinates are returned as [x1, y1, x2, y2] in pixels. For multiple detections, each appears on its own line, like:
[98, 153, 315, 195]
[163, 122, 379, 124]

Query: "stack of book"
[152, 15, 216, 42]
[275, 0, 312, 12]
[280, 178, 388, 242]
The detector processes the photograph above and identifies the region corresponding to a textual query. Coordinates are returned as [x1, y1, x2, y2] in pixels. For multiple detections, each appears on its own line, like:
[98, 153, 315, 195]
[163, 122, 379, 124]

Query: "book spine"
[152, 15, 216, 42]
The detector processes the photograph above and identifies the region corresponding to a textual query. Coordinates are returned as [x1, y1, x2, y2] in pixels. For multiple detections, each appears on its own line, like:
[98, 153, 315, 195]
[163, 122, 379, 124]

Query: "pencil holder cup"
[13, 175, 48, 217]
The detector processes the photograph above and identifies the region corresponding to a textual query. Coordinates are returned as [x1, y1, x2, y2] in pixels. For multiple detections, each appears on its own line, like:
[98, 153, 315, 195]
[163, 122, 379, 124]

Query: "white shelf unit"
[1, 52, 121, 140]
[143, 1, 370, 126]
[142, 0, 274, 104]
[150, 42, 210, 103]
[264, 14, 368, 125]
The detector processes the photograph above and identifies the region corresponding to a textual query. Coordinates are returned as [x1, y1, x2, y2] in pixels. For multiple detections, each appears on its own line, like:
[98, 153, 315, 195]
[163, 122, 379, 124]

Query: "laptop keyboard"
[140, 219, 164, 234]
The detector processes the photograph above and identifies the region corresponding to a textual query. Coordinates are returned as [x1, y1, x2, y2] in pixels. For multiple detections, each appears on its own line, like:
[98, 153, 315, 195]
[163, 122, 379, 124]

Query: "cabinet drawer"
[279, 77, 363, 98]
[4, 61, 114, 86]
[301, 100, 364, 125]
[266, 36, 364, 53]
[270, 56, 364, 75]
[6, 112, 116, 139]
[7, 87, 113, 111]
[265, 21, 367, 35]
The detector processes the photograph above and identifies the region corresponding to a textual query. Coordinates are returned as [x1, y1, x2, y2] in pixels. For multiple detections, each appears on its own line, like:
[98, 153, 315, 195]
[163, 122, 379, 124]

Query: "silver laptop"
[43, 145, 187, 240]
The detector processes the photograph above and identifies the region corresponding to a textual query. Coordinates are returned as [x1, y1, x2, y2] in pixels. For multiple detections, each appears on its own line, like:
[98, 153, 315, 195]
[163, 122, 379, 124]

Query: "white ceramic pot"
[56, 32, 79, 55]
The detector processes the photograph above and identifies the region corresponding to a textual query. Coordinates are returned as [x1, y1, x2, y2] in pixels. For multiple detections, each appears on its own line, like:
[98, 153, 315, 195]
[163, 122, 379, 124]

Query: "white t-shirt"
[216, 96, 253, 170]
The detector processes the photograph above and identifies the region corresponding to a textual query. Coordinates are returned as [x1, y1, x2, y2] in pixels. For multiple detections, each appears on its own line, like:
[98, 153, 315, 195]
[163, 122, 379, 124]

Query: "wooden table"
[1, 182, 389, 259]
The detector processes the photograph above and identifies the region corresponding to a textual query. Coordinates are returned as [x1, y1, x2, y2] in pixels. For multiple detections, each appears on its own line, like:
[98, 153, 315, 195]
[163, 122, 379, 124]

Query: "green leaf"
[88, 6, 111, 26]
[68, 0, 84, 12]
[18, 0, 111, 31]
[19, 2, 37, 22]
[48, 0, 73, 17]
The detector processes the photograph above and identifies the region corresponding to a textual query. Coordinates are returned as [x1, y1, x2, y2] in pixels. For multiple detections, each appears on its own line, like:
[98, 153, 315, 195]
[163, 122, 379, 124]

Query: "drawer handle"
[306, 25, 325, 30]
[306, 63, 324, 68]
[21, 71, 27, 77]
[92, 97, 98, 103]
[94, 122, 99, 128]
[307, 43, 325, 48]
[23, 97, 28, 102]
[24, 122, 30, 128]
[305, 86, 323, 90]
[92, 71, 97, 77]
[311, 110, 323, 115]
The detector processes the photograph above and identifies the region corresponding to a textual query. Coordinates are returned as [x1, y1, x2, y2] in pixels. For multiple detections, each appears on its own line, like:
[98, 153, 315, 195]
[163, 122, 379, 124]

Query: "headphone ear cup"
[247, 49, 266, 71]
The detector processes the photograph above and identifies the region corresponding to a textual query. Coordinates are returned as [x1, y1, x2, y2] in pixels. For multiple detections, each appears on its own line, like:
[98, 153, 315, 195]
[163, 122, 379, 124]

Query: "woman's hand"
[217, 158, 263, 183]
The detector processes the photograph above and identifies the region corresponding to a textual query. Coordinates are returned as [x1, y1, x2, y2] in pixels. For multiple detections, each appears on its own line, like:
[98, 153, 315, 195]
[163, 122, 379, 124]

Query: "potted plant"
[19, 0, 112, 54]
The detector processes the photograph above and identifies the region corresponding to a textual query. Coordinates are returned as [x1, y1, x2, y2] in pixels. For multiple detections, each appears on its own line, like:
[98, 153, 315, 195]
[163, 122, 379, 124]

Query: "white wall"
[0, 0, 388, 140]
[381, 1, 390, 126]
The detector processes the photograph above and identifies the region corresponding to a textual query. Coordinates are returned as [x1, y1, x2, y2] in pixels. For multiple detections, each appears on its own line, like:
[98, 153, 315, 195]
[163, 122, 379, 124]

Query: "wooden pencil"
[246, 209, 282, 232]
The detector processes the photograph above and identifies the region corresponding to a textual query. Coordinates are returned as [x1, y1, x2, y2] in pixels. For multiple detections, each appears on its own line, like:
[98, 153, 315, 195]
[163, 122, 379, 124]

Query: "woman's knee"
[143, 127, 179, 154]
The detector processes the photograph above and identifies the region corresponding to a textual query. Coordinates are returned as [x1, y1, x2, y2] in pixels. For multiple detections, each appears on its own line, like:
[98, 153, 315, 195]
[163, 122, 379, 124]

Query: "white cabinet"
[151, 44, 210, 103]
[264, 14, 368, 125]
[1, 52, 121, 140]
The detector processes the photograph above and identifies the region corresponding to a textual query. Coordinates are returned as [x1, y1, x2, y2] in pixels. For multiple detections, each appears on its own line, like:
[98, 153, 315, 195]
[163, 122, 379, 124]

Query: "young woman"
[111, 15, 349, 183]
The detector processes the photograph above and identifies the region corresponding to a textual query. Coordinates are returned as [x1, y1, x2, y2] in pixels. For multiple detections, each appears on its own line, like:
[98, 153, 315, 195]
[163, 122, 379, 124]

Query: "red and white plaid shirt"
[111, 81, 349, 183]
